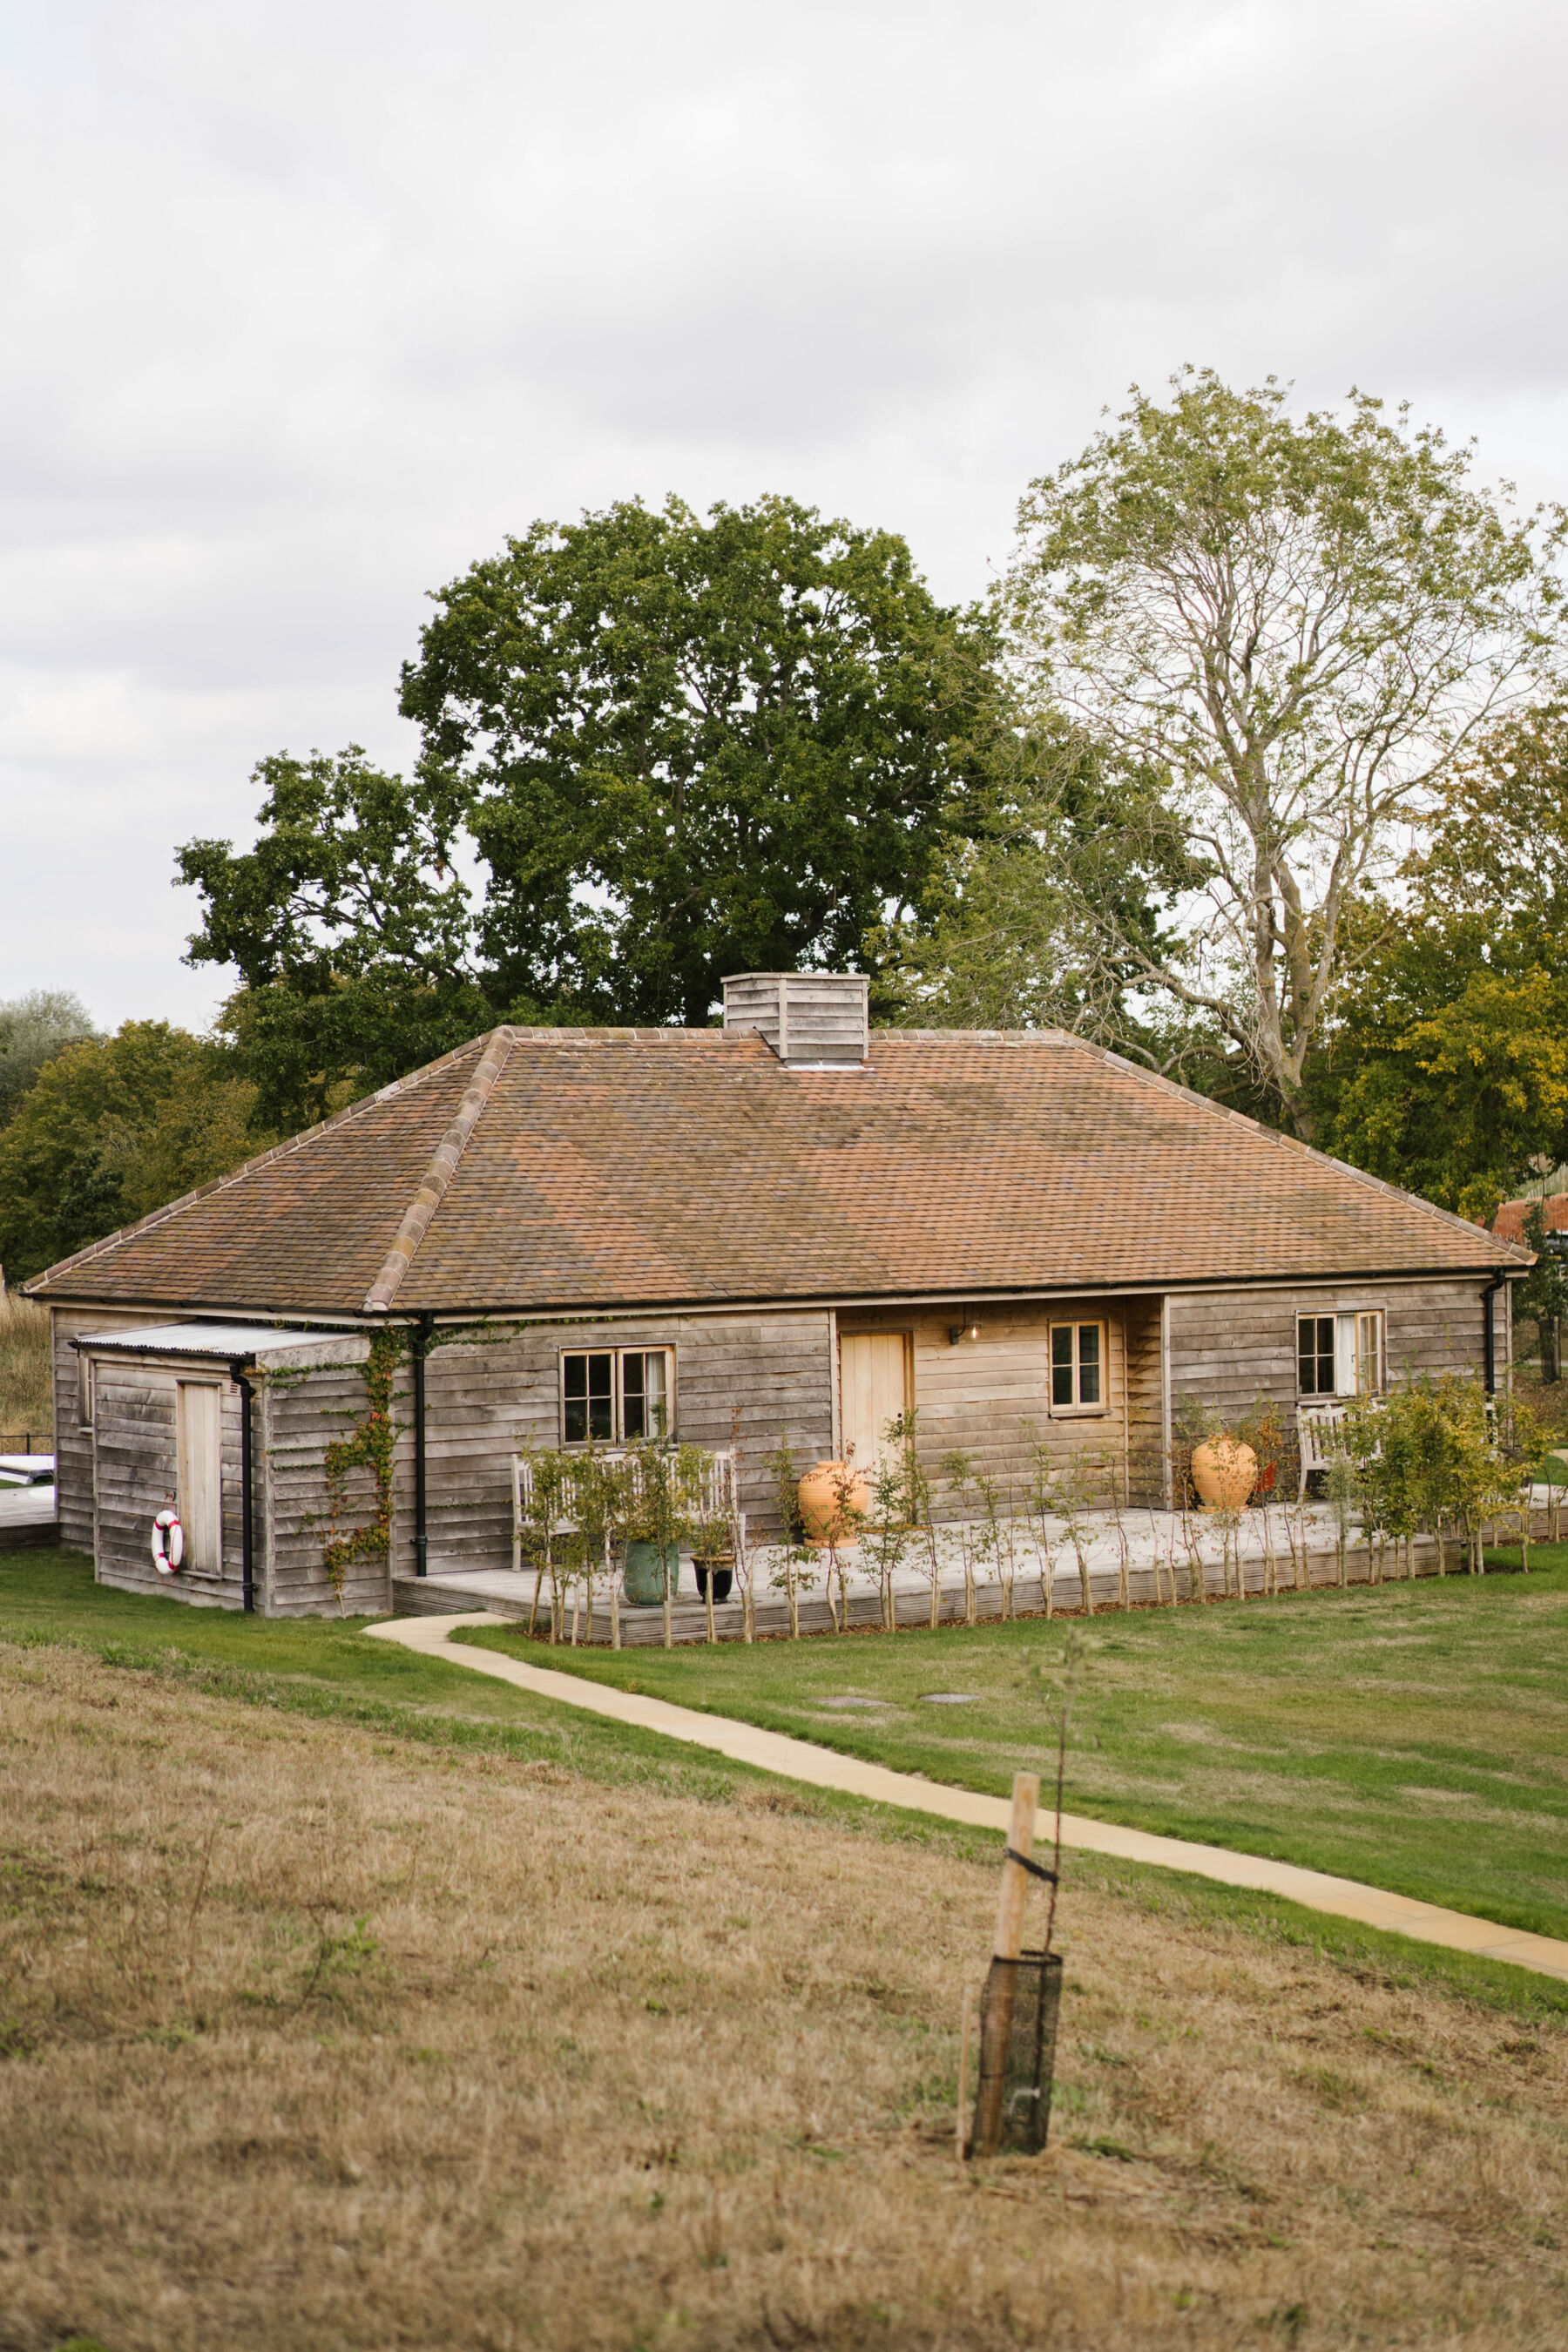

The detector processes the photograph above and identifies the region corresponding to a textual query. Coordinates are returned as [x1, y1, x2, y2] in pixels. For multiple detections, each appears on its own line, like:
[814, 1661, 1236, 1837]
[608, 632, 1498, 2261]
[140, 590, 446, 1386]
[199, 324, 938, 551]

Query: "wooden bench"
[511, 1445, 747, 1573]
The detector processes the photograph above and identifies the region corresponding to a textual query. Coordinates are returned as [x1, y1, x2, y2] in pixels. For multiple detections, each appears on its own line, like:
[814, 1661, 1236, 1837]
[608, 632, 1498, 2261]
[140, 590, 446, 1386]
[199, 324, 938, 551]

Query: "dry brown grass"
[0, 1293, 51, 1436]
[2, 1640, 1566, 2352]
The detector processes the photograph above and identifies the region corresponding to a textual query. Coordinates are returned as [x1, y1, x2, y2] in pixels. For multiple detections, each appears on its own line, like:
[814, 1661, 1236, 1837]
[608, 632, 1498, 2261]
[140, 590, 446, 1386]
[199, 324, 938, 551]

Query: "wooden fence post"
[970, 1770, 1041, 2157]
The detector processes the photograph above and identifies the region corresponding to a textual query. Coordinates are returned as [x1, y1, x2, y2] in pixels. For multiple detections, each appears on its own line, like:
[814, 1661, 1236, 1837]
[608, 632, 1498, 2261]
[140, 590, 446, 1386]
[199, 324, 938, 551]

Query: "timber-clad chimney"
[721, 971, 870, 1067]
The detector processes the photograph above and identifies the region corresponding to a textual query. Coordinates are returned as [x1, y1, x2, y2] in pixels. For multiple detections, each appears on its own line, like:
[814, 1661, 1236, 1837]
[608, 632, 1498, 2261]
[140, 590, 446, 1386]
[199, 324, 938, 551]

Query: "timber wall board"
[1166, 1277, 1497, 1424]
[835, 1296, 1155, 1507]
[50, 1306, 173, 1553]
[259, 1340, 384, 1617]
[393, 1310, 835, 1579]
[88, 1356, 259, 1608]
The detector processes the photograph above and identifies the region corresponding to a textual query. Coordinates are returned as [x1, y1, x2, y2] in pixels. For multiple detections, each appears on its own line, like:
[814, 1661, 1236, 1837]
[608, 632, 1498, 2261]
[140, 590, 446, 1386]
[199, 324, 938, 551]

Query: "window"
[1297, 1311, 1383, 1397]
[78, 1352, 96, 1430]
[561, 1348, 672, 1444]
[1050, 1321, 1105, 1413]
[1298, 1315, 1335, 1396]
[176, 1381, 223, 1574]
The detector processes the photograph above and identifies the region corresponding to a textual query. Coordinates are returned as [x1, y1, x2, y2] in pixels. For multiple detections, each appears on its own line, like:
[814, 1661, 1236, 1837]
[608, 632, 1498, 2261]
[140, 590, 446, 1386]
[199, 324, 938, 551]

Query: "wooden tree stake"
[971, 1770, 1041, 2157]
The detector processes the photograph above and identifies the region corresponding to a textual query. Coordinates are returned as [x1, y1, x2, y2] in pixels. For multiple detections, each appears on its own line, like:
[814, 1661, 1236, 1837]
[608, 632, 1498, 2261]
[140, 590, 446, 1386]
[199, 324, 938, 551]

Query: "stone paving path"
[367, 1611, 1568, 1985]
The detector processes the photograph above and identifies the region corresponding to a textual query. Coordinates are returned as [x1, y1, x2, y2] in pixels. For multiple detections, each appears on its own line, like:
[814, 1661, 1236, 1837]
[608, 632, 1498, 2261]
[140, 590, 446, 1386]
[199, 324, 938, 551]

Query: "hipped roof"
[27, 1024, 1527, 1319]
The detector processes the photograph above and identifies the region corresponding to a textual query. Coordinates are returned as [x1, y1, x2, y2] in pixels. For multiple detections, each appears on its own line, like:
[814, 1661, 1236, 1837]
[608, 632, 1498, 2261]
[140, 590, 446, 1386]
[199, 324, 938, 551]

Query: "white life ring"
[152, 1508, 184, 1578]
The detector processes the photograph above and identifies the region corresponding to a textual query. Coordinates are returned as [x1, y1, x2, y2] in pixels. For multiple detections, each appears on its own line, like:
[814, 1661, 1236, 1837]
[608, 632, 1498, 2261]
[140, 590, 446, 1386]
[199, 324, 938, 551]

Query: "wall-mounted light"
[948, 1318, 980, 1346]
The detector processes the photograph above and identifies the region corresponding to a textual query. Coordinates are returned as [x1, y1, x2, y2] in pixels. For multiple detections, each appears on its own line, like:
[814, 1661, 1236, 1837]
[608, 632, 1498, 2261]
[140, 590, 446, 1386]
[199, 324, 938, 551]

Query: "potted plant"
[624, 1441, 706, 1648]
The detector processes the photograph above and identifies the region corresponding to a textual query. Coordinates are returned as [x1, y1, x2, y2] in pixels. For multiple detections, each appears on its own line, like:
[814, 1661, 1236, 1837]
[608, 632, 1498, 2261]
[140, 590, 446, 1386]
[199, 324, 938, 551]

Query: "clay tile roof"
[27, 1025, 1527, 1318]
[1491, 1193, 1568, 1249]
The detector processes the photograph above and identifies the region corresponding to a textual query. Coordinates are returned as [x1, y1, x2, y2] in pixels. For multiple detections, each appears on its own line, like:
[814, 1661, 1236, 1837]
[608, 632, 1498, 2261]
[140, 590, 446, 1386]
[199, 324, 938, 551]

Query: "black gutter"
[231, 1362, 256, 1613]
[412, 1314, 433, 1577]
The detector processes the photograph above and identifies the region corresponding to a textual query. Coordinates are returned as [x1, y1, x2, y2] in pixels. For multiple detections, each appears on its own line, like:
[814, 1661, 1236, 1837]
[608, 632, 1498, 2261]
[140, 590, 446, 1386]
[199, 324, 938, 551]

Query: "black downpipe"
[413, 1315, 432, 1577]
[1483, 1273, 1507, 1397]
[233, 1362, 255, 1613]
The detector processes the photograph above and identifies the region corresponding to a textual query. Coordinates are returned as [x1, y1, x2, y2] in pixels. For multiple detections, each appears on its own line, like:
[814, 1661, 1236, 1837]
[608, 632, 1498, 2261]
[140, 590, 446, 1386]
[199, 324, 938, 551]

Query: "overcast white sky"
[3, 0, 1565, 1030]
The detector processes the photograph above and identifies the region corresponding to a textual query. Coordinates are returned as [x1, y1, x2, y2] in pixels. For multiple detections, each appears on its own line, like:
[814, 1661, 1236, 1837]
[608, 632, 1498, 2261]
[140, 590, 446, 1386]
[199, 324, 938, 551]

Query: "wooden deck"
[389, 1500, 1553, 1642]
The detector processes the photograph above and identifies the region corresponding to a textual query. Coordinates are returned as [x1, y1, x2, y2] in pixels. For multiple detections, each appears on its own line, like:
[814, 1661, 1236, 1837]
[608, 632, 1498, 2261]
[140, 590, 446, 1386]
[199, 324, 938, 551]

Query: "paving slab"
[366, 1612, 1568, 1986]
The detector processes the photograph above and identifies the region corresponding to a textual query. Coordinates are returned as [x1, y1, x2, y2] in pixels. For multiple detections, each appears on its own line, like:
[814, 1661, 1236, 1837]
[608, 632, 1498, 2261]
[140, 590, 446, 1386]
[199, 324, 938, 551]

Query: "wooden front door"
[839, 1332, 910, 1483]
[176, 1381, 223, 1574]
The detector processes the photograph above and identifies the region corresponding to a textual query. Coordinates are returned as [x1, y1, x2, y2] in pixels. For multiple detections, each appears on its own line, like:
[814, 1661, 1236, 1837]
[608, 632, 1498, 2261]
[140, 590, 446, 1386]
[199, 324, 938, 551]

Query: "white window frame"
[78, 1351, 96, 1430]
[1048, 1320, 1108, 1416]
[558, 1347, 676, 1446]
[1296, 1309, 1383, 1398]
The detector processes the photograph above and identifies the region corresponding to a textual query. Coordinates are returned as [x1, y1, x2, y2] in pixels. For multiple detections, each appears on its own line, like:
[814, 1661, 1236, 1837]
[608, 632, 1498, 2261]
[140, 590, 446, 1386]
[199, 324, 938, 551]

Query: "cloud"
[2, 0, 1565, 1024]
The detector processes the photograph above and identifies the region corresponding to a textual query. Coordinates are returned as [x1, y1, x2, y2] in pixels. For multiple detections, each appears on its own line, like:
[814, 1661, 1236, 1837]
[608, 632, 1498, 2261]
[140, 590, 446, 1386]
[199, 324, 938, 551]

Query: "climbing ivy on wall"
[321, 1328, 407, 1604]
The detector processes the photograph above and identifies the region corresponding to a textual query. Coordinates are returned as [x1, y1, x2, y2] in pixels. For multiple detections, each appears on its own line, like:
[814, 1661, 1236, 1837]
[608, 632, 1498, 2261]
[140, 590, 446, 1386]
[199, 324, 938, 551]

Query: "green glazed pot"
[623, 1540, 679, 1606]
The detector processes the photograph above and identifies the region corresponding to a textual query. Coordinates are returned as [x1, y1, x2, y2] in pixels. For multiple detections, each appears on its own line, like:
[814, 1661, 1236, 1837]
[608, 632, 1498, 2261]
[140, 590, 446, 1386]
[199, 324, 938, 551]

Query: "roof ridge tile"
[361, 1027, 517, 1312]
[24, 1031, 494, 1298]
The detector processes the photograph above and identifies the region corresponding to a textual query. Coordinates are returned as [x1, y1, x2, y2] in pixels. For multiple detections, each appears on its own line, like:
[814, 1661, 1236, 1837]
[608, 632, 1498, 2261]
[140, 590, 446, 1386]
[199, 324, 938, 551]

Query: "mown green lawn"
[4, 1543, 1567, 2019]
[464, 1544, 1568, 1943]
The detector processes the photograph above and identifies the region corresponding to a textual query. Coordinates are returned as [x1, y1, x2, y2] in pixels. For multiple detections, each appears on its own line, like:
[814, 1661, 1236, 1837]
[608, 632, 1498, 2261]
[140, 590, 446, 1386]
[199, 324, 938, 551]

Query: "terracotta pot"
[797, 1461, 870, 1548]
[1190, 1437, 1258, 1511]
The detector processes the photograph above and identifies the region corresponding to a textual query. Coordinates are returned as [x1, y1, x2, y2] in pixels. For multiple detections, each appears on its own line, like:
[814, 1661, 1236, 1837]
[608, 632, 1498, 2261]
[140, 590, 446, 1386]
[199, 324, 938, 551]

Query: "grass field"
[465, 1544, 1568, 1945]
[0, 1293, 50, 1432]
[4, 1547, 1567, 2029]
[3, 1634, 1567, 2350]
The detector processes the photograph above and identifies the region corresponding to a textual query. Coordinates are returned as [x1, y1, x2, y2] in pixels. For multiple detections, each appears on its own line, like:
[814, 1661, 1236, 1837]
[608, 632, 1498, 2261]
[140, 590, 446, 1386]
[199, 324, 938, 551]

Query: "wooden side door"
[177, 1382, 223, 1574]
[839, 1332, 910, 1483]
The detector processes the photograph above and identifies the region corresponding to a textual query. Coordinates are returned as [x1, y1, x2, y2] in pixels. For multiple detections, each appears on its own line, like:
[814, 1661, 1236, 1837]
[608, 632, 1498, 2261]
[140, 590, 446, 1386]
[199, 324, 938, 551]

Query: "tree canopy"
[0, 1024, 268, 1282]
[0, 990, 98, 1127]
[180, 494, 995, 1120]
[1315, 705, 1568, 1219]
[1001, 369, 1563, 1137]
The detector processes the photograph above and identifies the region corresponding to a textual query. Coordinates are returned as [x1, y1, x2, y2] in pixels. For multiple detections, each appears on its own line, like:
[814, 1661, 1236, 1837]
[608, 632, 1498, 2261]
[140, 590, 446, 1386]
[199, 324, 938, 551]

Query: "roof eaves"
[361, 1027, 517, 1313]
[21, 1031, 494, 1300]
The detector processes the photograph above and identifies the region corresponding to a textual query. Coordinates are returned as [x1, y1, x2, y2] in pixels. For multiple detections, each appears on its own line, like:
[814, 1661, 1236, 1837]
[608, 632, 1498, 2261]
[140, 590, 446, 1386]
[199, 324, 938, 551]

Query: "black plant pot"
[693, 1562, 733, 1603]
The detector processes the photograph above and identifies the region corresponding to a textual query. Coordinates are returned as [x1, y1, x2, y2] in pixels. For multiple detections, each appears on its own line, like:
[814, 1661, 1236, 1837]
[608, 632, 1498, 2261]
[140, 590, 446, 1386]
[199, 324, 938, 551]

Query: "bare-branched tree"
[1002, 370, 1564, 1137]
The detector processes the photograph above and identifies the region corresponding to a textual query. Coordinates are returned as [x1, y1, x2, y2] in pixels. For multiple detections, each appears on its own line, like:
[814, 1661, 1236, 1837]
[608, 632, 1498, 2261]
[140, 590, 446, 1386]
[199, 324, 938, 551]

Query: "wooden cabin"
[26, 973, 1527, 1615]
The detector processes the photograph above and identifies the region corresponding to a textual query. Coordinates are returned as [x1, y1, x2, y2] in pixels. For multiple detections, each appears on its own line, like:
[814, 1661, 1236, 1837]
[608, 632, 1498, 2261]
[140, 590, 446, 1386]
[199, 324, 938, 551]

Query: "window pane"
[645, 1350, 668, 1437]
[1078, 1324, 1100, 1406]
[1051, 1326, 1074, 1408]
[564, 1353, 586, 1443]
[1298, 1317, 1335, 1395]
[588, 1351, 613, 1440]
[622, 1350, 672, 1441]
[622, 1351, 645, 1440]
[1355, 1312, 1381, 1395]
[564, 1352, 614, 1443]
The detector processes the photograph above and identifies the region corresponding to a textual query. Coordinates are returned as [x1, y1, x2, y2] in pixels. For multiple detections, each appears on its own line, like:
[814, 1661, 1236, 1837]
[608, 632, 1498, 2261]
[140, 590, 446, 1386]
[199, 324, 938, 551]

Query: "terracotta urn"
[1190, 1437, 1258, 1511]
[797, 1460, 870, 1548]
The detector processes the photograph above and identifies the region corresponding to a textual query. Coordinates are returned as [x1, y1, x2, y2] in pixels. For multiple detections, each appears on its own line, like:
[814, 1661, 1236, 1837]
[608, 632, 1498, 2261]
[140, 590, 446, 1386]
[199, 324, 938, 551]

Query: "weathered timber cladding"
[836, 1297, 1142, 1510]
[1166, 1276, 1499, 1426]
[259, 1340, 388, 1617]
[88, 1355, 261, 1608]
[381, 1310, 835, 1577]
[50, 1305, 169, 1551]
[1123, 1294, 1166, 1506]
[720, 973, 869, 1064]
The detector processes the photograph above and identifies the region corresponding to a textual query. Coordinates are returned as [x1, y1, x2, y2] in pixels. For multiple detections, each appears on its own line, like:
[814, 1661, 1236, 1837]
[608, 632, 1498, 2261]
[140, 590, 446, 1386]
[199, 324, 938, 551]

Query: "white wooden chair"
[1296, 1402, 1348, 1497]
[511, 1445, 746, 1573]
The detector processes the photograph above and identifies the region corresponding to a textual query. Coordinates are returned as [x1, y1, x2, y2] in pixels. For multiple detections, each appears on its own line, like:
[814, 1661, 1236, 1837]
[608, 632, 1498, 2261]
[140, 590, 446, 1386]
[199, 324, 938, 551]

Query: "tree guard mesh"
[971, 1950, 1064, 2157]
